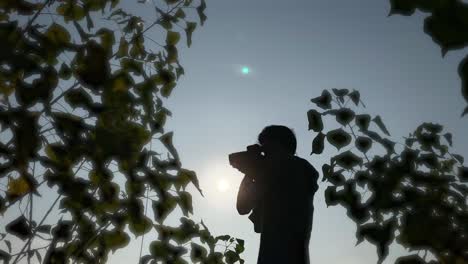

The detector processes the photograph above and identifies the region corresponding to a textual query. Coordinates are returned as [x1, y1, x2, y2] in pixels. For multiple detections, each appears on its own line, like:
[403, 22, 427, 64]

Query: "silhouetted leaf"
[459, 55, 468, 108]
[355, 136, 372, 153]
[332, 88, 349, 97]
[311, 90, 332, 109]
[443, 132, 453, 146]
[36, 225, 51, 234]
[459, 166, 468, 181]
[190, 242, 207, 262]
[334, 151, 363, 170]
[153, 193, 177, 223]
[4, 240, 11, 253]
[388, 0, 417, 16]
[0, 249, 10, 263]
[307, 109, 323, 132]
[395, 254, 426, 264]
[356, 219, 396, 263]
[349, 90, 361, 106]
[185, 22, 197, 47]
[372, 115, 390, 136]
[336, 108, 355, 126]
[355, 114, 371, 131]
[196, 0, 207, 25]
[6, 215, 31, 240]
[311, 132, 325, 155]
[326, 129, 351, 150]
[178, 191, 193, 216]
[103, 230, 130, 252]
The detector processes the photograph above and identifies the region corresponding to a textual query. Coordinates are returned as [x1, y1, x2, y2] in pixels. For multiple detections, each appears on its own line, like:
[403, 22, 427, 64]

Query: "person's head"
[258, 125, 296, 156]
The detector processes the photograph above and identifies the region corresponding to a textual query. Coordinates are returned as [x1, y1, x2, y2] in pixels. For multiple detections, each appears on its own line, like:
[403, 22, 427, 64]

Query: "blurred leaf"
[332, 88, 349, 97]
[152, 193, 177, 223]
[7, 176, 30, 198]
[311, 132, 325, 155]
[166, 31, 181, 46]
[178, 191, 193, 216]
[333, 151, 363, 170]
[349, 90, 361, 106]
[372, 115, 390, 136]
[326, 129, 351, 150]
[196, 0, 207, 25]
[190, 242, 207, 262]
[443, 132, 453, 146]
[185, 22, 197, 47]
[6, 215, 31, 240]
[394, 255, 426, 264]
[307, 109, 323, 132]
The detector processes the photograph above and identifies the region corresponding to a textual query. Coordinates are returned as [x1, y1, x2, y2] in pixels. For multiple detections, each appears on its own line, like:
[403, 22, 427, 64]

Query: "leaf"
[176, 169, 203, 195]
[349, 90, 361, 106]
[310, 90, 332, 109]
[356, 219, 396, 263]
[388, 0, 417, 16]
[326, 129, 351, 150]
[372, 115, 390, 136]
[424, 12, 468, 56]
[45, 23, 71, 46]
[336, 108, 355, 126]
[453, 154, 464, 164]
[333, 151, 362, 170]
[190, 242, 207, 262]
[152, 193, 177, 223]
[394, 255, 426, 264]
[7, 176, 31, 198]
[116, 37, 129, 58]
[196, 0, 207, 26]
[103, 230, 130, 252]
[459, 55, 468, 105]
[459, 166, 468, 181]
[355, 136, 372, 153]
[355, 114, 371, 131]
[36, 224, 52, 234]
[443, 132, 453, 146]
[166, 31, 181, 46]
[225, 250, 240, 264]
[35, 251, 42, 263]
[185, 22, 197, 47]
[4, 240, 11, 253]
[307, 109, 323, 132]
[159, 132, 180, 162]
[58, 63, 71, 79]
[178, 191, 193, 216]
[6, 215, 31, 240]
[332, 88, 349, 97]
[0, 249, 10, 263]
[311, 132, 325, 155]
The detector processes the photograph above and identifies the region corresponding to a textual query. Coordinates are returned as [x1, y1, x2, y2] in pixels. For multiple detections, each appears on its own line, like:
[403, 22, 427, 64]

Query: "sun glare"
[217, 178, 230, 193]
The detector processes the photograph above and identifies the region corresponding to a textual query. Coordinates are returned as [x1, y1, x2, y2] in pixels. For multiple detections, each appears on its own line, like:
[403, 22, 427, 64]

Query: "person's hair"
[258, 125, 297, 155]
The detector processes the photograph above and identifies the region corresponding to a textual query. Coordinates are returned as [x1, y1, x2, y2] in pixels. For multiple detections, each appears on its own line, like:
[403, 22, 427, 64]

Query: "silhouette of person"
[235, 125, 319, 264]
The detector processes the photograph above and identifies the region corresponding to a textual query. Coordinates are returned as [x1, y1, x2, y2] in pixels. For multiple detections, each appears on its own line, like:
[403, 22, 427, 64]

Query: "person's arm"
[236, 175, 257, 215]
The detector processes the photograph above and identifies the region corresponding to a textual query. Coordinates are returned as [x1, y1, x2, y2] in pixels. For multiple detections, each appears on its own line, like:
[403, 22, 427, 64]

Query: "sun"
[217, 178, 230, 193]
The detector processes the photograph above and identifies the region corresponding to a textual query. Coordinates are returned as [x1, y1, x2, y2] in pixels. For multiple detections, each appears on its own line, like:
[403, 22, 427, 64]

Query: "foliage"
[0, 0, 244, 263]
[308, 89, 468, 264]
[387, 0, 468, 117]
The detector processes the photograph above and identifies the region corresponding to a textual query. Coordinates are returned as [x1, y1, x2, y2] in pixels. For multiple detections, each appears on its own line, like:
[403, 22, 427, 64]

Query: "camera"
[228, 144, 264, 176]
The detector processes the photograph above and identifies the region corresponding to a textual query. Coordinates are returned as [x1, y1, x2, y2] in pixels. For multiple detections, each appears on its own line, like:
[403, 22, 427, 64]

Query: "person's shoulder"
[293, 156, 318, 174]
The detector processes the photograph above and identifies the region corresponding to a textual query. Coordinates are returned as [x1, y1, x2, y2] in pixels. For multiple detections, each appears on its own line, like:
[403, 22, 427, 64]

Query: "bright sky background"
[3, 0, 468, 263]
[159, 0, 468, 263]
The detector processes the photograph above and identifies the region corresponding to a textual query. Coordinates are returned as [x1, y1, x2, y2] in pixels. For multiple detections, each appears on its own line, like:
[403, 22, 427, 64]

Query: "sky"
[157, 0, 468, 263]
[2, 0, 468, 263]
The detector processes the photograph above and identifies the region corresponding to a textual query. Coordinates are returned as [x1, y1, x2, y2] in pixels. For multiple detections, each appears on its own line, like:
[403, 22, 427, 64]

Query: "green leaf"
[355, 136, 372, 153]
[116, 37, 129, 58]
[336, 108, 355, 126]
[311, 132, 325, 155]
[355, 114, 371, 131]
[225, 250, 240, 264]
[185, 22, 197, 47]
[46, 23, 71, 46]
[372, 115, 390, 136]
[326, 129, 351, 150]
[152, 193, 177, 223]
[103, 230, 130, 252]
[129, 216, 152, 236]
[310, 90, 332, 109]
[333, 151, 362, 170]
[59, 63, 72, 79]
[307, 109, 323, 132]
[190, 242, 207, 262]
[166, 31, 181, 46]
[178, 191, 193, 216]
